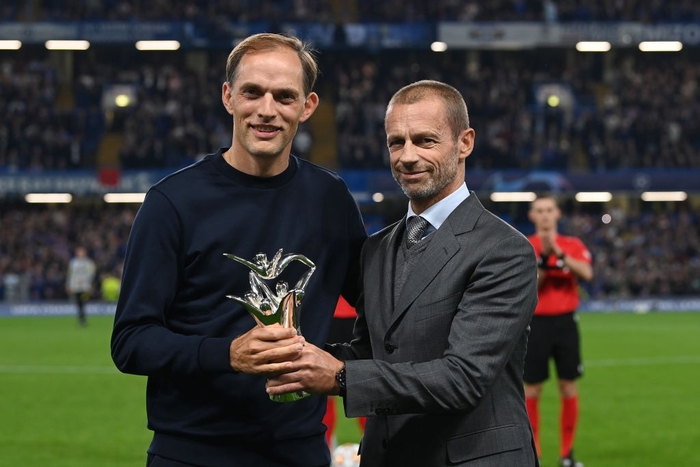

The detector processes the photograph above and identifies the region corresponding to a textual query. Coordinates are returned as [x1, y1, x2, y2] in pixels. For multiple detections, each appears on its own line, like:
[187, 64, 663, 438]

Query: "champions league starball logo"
[224, 248, 316, 402]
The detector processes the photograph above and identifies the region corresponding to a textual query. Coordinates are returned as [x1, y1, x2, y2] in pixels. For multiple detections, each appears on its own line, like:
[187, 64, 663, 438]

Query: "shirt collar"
[406, 183, 470, 232]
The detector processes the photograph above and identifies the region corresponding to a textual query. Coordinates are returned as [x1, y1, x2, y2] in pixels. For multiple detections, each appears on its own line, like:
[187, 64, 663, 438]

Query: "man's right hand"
[229, 324, 304, 375]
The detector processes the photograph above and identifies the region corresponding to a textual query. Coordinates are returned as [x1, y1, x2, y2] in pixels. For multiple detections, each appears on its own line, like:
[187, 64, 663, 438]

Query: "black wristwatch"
[335, 363, 347, 397]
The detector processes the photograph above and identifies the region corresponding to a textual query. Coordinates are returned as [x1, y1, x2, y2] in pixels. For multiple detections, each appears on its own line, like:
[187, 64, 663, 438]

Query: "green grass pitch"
[1, 313, 699, 466]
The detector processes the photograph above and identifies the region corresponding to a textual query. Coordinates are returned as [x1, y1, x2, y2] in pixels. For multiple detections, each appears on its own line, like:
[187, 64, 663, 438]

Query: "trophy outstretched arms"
[223, 249, 315, 279]
[224, 249, 316, 328]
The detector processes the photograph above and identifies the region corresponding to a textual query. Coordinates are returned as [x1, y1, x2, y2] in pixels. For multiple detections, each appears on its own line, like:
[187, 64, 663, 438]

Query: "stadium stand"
[4, 46, 700, 172]
[0, 202, 131, 301]
[0, 50, 103, 170]
[1, 201, 698, 302]
[1, 0, 699, 302]
[557, 207, 700, 298]
[4, 0, 700, 22]
[328, 47, 700, 170]
[356, 0, 700, 22]
[5, 0, 333, 22]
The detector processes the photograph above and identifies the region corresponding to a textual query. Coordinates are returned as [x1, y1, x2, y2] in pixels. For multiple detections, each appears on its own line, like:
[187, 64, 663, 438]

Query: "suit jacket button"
[382, 438, 388, 449]
[384, 342, 395, 354]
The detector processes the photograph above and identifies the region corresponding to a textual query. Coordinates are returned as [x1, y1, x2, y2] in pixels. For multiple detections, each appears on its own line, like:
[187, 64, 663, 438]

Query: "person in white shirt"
[66, 246, 96, 326]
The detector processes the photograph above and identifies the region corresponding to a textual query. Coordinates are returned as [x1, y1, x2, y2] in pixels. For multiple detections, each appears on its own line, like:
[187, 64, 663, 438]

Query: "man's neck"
[222, 148, 290, 177]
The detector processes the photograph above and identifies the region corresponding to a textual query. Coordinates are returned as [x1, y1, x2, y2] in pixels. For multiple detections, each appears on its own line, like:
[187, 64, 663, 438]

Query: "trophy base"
[270, 390, 310, 403]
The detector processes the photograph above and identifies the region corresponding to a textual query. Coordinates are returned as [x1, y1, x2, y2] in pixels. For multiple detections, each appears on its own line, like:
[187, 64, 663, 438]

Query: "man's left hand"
[266, 343, 344, 396]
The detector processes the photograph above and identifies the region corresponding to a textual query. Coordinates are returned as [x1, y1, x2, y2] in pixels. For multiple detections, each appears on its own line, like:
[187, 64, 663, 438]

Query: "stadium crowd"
[102, 62, 230, 169]
[2, 47, 700, 172]
[0, 204, 131, 301]
[1, 203, 698, 302]
[562, 208, 700, 298]
[331, 49, 700, 170]
[0, 0, 333, 22]
[0, 54, 103, 171]
[3, 0, 700, 22]
[1, 3, 699, 302]
[356, 0, 700, 22]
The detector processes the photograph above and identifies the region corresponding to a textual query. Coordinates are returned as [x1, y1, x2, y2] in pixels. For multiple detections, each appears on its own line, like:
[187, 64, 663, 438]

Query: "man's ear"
[222, 82, 234, 115]
[458, 128, 475, 163]
[299, 92, 320, 123]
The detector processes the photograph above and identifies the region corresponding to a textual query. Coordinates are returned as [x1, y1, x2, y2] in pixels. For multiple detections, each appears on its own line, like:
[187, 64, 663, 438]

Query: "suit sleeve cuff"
[341, 360, 363, 417]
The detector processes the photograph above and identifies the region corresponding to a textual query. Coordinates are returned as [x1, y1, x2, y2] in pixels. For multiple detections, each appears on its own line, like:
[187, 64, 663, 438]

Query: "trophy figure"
[224, 249, 316, 402]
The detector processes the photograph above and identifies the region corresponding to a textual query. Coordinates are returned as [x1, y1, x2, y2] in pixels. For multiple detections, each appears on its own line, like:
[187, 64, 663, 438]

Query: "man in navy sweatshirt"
[111, 33, 366, 467]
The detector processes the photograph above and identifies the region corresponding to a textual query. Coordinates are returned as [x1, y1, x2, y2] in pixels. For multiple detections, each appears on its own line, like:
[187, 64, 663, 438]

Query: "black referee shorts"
[524, 311, 583, 384]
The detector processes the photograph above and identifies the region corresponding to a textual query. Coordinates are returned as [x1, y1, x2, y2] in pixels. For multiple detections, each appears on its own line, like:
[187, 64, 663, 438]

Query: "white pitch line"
[586, 355, 700, 368]
[0, 365, 119, 374]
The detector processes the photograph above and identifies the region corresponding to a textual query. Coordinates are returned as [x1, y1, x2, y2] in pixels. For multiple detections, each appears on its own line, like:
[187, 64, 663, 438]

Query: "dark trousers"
[147, 454, 198, 467]
[74, 292, 88, 325]
[147, 453, 330, 467]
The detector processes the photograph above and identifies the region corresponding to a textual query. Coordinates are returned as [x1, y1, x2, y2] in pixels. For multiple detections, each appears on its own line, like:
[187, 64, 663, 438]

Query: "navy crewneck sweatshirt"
[111, 149, 366, 466]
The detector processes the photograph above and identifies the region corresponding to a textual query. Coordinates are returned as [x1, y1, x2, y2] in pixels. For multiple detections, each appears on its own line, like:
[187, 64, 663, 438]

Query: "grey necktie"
[406, 216, 429, 248]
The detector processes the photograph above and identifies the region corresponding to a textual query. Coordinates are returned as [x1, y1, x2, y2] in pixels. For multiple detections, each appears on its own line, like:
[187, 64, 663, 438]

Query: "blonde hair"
[225, 33, 319, 96]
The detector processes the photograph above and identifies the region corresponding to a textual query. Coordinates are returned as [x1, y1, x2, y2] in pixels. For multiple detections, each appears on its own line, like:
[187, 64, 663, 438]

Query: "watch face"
[336, 365, 347, 395]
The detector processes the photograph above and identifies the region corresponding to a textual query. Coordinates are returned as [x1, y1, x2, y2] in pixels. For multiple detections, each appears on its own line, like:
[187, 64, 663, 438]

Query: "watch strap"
[335, 363, 347, 397]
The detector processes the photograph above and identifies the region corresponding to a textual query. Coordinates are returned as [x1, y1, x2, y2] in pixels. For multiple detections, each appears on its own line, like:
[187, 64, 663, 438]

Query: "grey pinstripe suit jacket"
[329, 193, 540, 467]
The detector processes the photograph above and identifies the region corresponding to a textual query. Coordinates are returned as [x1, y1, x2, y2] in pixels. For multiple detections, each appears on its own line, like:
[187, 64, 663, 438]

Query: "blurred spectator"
[118, 64, 228, 168]
[1, 2, 699, 304]
[1, 201, 697, 301]
[0, 1, 20, 21]
[0, 203, 134, 302]
[0, 55, 98, 171]
[66, 245, 96, 326]
[3, 45, 700, 172]
[328, 48, 700, 171]
[20, 0, 698, 22]
[560, 208, 700, 298]
[29, 0, 332, 22]
[100, 266, 122, 302]
[19, 0, 697, 22]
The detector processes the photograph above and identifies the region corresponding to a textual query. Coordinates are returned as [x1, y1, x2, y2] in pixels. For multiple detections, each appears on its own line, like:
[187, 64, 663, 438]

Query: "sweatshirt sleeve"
[110, 188, 233, 376]
[340, 189, 367, 307]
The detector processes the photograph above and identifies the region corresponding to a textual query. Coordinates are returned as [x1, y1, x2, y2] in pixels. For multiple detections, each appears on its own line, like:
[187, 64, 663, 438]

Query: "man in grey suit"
[267, 80, 539, 466]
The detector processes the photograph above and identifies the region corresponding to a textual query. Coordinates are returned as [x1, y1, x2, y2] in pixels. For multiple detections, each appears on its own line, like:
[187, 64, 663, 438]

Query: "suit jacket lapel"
[374, 219, 403, 330]
[389, 194, 483, 328]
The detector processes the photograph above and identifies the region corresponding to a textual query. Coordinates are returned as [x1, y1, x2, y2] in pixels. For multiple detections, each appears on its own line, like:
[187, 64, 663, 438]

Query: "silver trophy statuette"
[224, 248, 316, 402]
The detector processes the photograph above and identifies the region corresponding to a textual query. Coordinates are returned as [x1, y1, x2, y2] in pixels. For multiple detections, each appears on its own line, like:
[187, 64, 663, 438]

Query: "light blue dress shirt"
[405, 183, 470, 239]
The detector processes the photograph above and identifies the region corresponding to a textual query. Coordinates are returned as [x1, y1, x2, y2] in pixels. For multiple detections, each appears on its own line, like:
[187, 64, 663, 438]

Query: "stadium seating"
[1, 200, 698, 302]
[4, 1, 700, 22]
[1, 0, 699, 301]
[0, 203, 131, 301]
[3, 46, 700, 171]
